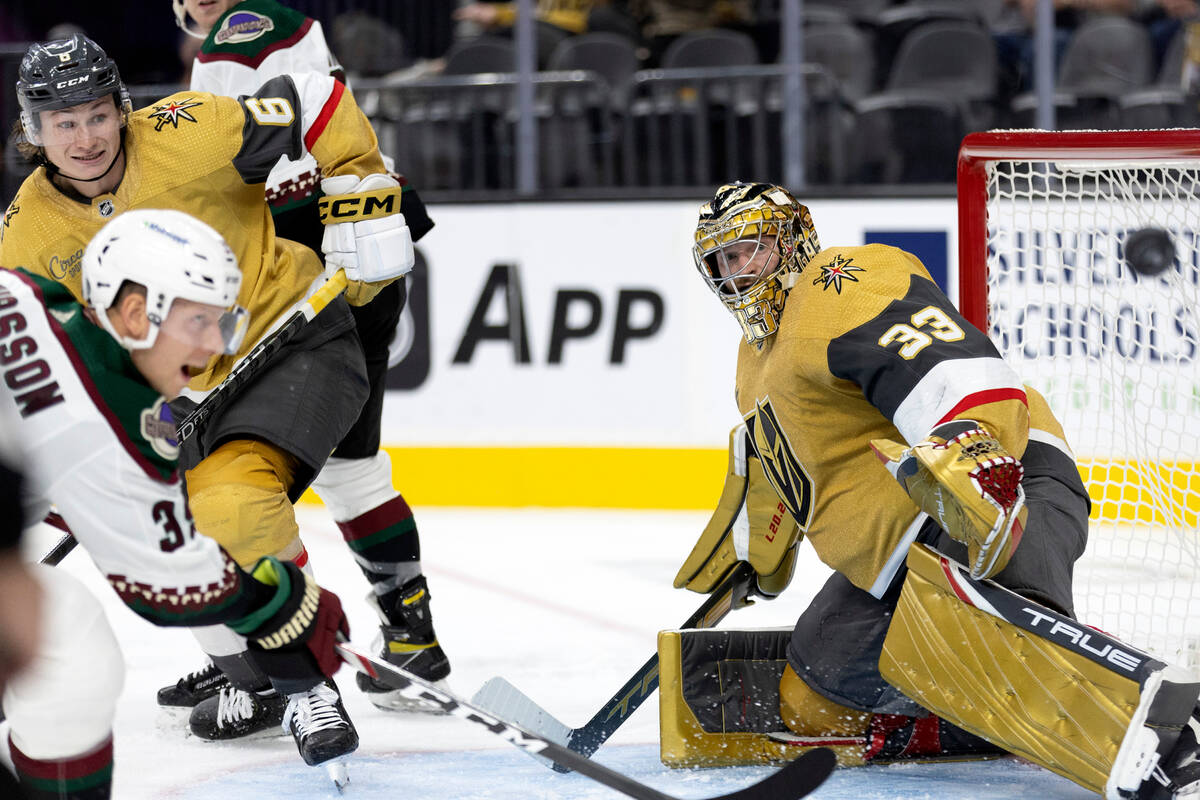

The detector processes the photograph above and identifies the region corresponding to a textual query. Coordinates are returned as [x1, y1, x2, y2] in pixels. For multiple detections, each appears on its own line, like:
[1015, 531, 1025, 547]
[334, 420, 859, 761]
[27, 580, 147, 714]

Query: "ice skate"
[189, 685, 286, 741]
[283, 680, 359, 768]
[355, 575, 451, 713]
[157, 660, 229, 710]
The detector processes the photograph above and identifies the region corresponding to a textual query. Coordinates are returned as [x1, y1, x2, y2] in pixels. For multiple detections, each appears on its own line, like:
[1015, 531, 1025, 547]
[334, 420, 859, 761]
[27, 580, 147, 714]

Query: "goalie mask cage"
[958, 129, 1200, 672]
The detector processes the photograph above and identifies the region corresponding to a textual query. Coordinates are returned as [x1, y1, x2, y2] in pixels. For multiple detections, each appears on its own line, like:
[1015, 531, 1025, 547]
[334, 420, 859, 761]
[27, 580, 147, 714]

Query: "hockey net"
[958, 130, 1200, 671]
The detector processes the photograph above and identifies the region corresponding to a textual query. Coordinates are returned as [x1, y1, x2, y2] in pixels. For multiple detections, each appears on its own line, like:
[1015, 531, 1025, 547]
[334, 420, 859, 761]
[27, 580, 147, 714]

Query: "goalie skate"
[1116, 712, 1200, 800]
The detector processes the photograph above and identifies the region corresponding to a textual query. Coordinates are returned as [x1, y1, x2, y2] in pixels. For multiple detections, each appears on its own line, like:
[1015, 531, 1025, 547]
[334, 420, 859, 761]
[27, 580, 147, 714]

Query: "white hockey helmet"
[82, 209, 248, 353]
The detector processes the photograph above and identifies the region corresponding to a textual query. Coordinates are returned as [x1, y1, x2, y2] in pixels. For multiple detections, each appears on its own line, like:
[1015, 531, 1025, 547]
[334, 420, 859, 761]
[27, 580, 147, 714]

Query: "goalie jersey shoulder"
[771, 243, 1024, 444]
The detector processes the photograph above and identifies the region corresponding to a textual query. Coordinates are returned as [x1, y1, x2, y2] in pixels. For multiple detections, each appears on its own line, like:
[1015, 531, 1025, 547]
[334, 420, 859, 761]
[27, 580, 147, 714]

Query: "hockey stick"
[38, 270, 350, 566]
[38, 514, 75, 566]
[472, 561, 759, 772]
[174, 269, 349, 442]
[335, 637, 835, 800]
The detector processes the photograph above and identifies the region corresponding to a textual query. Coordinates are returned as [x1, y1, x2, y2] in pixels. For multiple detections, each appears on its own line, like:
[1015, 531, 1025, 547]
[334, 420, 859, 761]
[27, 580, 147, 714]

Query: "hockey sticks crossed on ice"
[38, 270, 351, 567]
[335, 636, 836, 800]
[472, 561, 760, 773]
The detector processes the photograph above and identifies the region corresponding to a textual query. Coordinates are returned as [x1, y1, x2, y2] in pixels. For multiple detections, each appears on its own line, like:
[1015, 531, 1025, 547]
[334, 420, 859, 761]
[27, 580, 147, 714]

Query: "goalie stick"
[472, 561, 759, 773]
[335, 637, 835, 800]
[37, 270, 350, 567]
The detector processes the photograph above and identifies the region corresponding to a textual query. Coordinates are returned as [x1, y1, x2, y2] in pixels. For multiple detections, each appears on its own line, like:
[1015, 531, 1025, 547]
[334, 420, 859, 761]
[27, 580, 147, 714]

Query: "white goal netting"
[967, 138, 1200, 670]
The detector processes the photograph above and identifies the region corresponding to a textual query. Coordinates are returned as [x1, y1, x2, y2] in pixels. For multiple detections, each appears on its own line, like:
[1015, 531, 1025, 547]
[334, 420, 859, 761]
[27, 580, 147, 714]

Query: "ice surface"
[6, 506, 1098, 799]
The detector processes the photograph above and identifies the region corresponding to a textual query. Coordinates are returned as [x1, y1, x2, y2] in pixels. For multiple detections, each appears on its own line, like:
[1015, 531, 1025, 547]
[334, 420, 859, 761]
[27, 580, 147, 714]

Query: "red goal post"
[956, 129, 1200, 669]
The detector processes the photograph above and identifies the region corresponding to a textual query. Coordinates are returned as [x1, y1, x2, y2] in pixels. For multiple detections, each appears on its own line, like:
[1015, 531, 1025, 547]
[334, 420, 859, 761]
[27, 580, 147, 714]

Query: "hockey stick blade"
[472, 562, 759, 773]
[335, 639, 835, 800]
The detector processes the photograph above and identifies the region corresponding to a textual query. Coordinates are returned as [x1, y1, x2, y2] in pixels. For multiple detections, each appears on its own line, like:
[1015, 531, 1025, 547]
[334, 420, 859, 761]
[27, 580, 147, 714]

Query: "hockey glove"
[319, 173, 414, 305]
[870, 421, 1027, 579]
[674, 423, 802, 599]
[229, 557, 349, 695]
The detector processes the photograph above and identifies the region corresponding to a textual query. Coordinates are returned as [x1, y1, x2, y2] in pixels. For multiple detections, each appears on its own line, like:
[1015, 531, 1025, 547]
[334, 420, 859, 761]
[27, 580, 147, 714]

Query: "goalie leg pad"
[186, 439, 302, 568]
[659, 628, 1000, 770]
[658, 627, 868, 768]
[880, 543, 1200, 798]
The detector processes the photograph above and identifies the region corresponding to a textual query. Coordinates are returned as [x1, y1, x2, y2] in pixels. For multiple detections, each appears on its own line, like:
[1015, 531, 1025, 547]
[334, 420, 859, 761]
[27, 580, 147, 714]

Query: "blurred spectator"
[990, 0, 1136, 101]
[331, 11, 445, 93]
[454, 0, 597, 67]
[629, 0, 755, 67]
[1136, 0, 1198, 78]
[332, 11, 415, 78]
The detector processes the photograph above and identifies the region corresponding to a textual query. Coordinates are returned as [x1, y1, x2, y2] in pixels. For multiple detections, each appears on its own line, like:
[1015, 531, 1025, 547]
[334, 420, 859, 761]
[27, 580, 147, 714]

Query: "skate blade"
[365, 679, 453, 715]
[324, 758, 350, 793]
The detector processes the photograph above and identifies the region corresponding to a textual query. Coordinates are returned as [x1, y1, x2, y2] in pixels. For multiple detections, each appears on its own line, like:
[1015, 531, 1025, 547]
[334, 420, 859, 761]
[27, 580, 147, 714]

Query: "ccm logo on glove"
[318, 186, 401, 223]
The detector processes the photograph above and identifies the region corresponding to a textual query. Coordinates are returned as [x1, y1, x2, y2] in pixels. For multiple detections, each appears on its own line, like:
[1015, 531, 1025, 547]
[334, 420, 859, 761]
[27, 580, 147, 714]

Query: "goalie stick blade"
[473, 562, 761, 774]
[335, 640, 836, 800]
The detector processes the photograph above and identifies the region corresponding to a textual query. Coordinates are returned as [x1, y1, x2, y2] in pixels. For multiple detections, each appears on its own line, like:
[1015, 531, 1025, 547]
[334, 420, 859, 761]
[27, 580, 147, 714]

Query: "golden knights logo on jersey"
[2, 202, 19, 242]
[148, 99, 203, 132]
[745, 397, 814, 528]
[813, 254, 864, 293]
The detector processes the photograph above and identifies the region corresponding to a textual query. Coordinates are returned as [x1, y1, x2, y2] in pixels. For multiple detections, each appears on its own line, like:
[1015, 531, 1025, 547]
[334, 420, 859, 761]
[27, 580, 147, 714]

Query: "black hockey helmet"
[16, 34, 132, 147]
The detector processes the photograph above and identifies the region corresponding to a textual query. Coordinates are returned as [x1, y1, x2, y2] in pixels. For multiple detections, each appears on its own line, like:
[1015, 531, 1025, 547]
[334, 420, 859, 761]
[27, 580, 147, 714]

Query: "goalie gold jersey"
[0, 71, 385, 392]
[734, 242, 1079, 594]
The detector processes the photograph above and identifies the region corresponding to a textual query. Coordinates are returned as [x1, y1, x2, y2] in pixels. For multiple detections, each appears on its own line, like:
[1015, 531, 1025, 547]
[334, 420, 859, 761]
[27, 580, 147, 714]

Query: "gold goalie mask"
[692, 183, 821, 343]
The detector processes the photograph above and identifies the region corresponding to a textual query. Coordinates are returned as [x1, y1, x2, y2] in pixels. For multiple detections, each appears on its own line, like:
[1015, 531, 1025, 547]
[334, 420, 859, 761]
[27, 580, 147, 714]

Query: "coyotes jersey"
[190, 0, 342, 210]
[736, 243, 1077, 595]
[0, 269, 263, 628]
[0, 71, 385, 392]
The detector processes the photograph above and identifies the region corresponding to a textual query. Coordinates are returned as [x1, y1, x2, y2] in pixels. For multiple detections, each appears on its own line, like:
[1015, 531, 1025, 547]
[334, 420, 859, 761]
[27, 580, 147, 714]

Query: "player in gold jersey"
[665, 183, 1200, 799]
[0, 33, 414, 768]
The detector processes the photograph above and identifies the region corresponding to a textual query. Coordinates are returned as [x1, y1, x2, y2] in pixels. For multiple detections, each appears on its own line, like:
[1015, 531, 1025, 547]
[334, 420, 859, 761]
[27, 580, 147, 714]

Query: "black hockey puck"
[1124, 227, 1175, 277]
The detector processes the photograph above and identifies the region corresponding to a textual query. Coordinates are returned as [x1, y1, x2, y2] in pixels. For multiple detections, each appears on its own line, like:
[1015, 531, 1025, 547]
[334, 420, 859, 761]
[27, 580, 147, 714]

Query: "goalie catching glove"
[319, 173, 414, 305]
[674, 423, 802, 598]
[229, 557, 349, 695]
[870, 421, 1027, 580]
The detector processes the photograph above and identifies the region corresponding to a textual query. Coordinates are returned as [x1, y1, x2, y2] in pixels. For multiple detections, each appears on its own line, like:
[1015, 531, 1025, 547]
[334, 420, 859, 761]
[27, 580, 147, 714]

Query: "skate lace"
[216, 687, 258, 727]
[283, 683, 346, 737]
[181, 662, 218, 687]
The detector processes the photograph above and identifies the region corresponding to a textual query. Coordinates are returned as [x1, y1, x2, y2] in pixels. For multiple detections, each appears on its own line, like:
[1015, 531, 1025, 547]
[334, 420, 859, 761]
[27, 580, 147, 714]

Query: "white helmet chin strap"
[173, 0, 211, 39]
[95, 305, 158, 352]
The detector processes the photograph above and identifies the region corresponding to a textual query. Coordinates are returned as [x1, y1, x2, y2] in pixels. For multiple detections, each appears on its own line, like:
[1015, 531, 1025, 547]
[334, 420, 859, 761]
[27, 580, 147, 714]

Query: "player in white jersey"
[0, 209, 353, 797]
[0, 405, 40, 800]
[169, 0, 451, 721]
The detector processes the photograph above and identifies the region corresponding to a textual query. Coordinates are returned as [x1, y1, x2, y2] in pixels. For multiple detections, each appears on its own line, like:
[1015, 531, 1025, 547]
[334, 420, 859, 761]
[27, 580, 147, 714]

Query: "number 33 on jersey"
[734, 243, 1041, 596]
